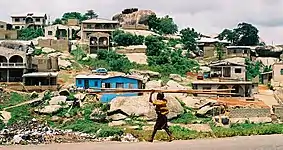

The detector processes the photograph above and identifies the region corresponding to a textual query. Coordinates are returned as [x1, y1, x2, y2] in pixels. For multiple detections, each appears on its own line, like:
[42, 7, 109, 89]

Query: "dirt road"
[2, 135, 283, 150]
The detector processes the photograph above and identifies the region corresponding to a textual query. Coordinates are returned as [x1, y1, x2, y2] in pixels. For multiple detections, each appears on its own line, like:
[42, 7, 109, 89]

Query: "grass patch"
[6, 105, 32, 125]
[0, 92, 30, 110]
[171, 112, 211, 124]
[212, 123, 283, 138]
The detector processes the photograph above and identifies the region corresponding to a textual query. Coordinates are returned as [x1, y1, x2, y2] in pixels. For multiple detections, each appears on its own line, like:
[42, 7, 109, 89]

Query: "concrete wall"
[0, 46, 26, 63]
[0, 21, 7, 30]
[0, 30, 17, 40]
[230, 66, 246, 81]
[229, 108, 270, 118]
[38, 39, 70, 52]
[273, 105, 283, 121]
[44, 24, 73, 39]
[273, 63, 283, 83]
[203, 46, 216, 58]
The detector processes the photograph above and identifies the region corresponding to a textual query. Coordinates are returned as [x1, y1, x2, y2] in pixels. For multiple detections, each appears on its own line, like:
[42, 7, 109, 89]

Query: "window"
[15, 26, 20, 29]
[203, 86, 211, 90]
[87, 24, 92, 29]
[15, 18, 20, 22]
[280, 69, 283, 75]
[129, 83, 134, 89]
[35, 18, 41, 22]
[235, 68, 242, 74]
[48, 31, 53, 35]
[0, 25, 4, 28]
[78, 79, 82, 85]
[116, 83, 124, 88]
[94, 81, 98, 87]
[105, 83, 111, 88]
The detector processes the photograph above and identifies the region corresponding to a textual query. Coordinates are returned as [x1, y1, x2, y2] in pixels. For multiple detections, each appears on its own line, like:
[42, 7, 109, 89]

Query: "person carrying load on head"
[148, 91, 173, 142]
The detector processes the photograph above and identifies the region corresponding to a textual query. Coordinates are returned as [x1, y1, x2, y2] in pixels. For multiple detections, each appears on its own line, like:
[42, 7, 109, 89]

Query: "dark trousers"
[151, 113, 172, 140]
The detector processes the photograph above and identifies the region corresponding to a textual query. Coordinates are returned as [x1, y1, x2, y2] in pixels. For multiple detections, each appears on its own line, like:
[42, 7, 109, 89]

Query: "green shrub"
[113, 30, 144, 46]
[33, 49, 43, 56]
[97, 127, 124, 137]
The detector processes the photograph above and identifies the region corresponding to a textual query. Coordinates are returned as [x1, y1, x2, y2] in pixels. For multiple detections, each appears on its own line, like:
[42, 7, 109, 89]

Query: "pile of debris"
[0, 119, 96, 145]
[0, 119, 138, 145]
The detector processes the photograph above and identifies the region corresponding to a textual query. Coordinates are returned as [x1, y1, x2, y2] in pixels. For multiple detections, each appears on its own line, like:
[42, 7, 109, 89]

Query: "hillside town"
[1, 7, 283, 147]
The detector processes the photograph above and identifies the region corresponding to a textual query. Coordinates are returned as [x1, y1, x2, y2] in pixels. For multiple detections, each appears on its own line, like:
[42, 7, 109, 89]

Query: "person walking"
[149, 91, 173, 142]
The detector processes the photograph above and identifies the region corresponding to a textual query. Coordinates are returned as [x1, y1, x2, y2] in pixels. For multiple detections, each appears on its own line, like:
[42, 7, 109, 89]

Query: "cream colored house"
[44, 24, 80, 40]
[11, 13, 47, 29]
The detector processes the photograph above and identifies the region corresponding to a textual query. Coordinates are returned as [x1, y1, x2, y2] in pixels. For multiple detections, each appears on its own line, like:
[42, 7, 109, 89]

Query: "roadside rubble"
[0, 119, 138, 145]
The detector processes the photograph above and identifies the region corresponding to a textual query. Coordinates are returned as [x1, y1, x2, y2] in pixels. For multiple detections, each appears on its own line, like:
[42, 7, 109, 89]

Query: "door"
[223, 67, 231, 77]
[84, 80, 89, 89]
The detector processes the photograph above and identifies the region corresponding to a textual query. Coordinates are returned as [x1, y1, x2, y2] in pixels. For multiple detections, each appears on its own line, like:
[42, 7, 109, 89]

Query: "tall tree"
[147, 14, 178, 35]
[218, 22, 259, 46]
[52, 18, 63, 25]
[61, 12, 88, 22]
[180, 27, 199, 51]
[84, 10, 98, 19]
[235, 23, 259, 46]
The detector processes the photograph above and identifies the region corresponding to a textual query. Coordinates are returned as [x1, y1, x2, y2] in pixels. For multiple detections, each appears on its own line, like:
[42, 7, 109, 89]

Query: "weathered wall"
[0, 30, 17, 40]
[273, 105, 283, 121]
[273, 63, 283, 83]
[229, 108, 270, 118]
[38, 39, 70, 52]
[203, 46, 215, 58]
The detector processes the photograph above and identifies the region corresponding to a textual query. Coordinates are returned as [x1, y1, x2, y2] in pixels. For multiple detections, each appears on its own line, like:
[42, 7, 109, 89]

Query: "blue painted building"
[75, 75, 143, 102]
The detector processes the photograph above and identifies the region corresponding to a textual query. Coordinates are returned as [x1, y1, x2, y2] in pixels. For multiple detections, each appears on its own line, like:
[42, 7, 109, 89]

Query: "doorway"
[84, 80, 89, 89]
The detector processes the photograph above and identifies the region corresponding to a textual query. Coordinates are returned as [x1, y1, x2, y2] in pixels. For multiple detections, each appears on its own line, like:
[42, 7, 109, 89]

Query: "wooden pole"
[87, 88, 235, 95]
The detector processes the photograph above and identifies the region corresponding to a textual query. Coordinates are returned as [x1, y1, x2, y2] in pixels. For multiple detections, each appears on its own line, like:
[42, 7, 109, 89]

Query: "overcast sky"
[1, 0, 282, 44]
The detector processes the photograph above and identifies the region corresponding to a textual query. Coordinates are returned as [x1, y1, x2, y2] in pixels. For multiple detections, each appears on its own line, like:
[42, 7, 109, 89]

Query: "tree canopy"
[147, 15, 178, 35]
[54, 10, 98, 24]
[218, 22, 260, 46]
[18, 28, 44, 40]
[145, 35, 199, 75]
[113, 30, 144, 46]
[180, 27, 199, 51]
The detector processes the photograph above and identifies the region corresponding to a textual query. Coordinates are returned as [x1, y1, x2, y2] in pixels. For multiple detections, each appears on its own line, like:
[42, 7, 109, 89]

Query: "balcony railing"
[0, 63, 26, 68]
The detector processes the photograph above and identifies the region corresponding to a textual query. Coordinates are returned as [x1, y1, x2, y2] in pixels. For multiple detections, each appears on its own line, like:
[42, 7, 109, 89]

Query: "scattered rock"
[30, 91, 39, 99]
[0, 111, 11, 124]
[12, 135, 23, 144]
[71, 45, 77, 51]
[59, 89, 71, 96]
[42, 47, 56, 53]
[90, 108, 107, 122]
[108, 121, 127, 127]
[169, 74, 183, 82]
[197, 105, 222, 116]
[36, 105, 62, 114]
[121, 133, 139, 142]
[129, 69, 160, 78]
[88, 54, 97, 59]
[109, 95, 184, 121]
[59, 58, 72, 69]
[74, 93, 86, 101]
[145, 80, 162, 89]
[49, 96, 67, 105]
[51, 116, 60, 122]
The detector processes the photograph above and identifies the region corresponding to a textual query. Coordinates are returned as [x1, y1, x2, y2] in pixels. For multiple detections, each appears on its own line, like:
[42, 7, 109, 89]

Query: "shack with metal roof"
[75, 75, 144, 102]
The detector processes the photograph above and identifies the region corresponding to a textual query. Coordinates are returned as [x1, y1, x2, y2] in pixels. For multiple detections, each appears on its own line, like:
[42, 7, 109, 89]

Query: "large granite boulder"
[108, 95, 184, 121]
[35, 105, 62, 114]
[129, 69, 160, 78]
[145, 80, 162, 89]
[112, 9, 155, 26]
[49, 96, 67, 105]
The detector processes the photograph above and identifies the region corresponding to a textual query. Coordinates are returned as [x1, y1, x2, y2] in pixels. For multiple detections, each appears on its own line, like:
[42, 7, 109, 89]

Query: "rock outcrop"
[112, 9, 155, 26]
